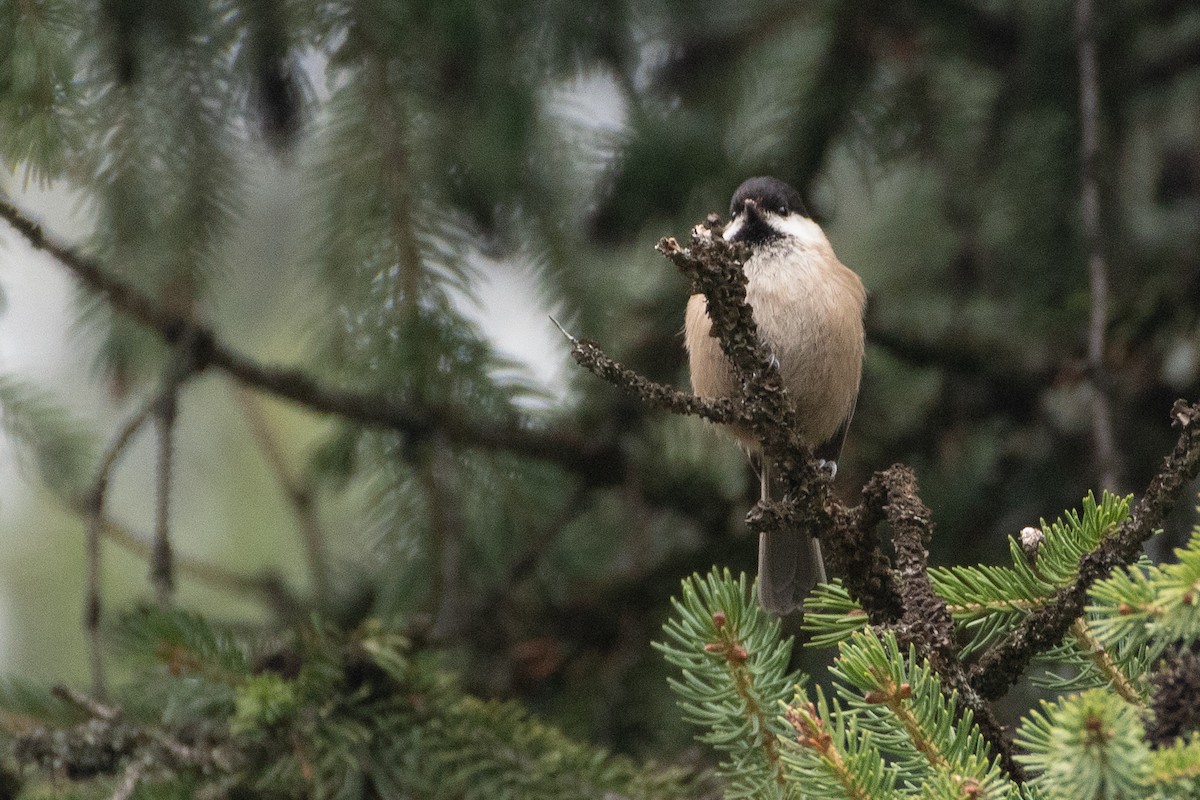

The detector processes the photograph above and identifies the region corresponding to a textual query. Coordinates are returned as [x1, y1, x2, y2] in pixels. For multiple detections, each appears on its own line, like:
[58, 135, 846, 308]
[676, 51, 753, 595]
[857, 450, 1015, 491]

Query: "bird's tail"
[756, 461, 827, 615]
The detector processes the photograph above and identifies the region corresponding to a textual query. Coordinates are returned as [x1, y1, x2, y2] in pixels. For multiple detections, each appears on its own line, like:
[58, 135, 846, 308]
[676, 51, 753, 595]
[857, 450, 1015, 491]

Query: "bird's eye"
[777, 206, 789, 216]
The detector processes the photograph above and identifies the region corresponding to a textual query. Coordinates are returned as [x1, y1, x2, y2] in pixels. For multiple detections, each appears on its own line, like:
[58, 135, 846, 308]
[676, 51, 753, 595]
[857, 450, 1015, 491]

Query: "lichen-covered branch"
[867, 466, 1022, 781]
[563, 332, 746, 426]
[971, 400, 1200, 699]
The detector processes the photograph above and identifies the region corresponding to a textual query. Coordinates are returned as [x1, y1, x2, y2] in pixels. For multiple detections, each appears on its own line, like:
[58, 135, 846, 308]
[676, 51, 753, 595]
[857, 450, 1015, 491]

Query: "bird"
[684, 176, 866, 614]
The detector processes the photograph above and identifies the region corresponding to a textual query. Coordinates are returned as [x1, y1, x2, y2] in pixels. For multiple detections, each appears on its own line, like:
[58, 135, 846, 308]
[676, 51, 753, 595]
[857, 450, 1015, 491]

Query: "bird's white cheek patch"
[771, 214, 825, 247]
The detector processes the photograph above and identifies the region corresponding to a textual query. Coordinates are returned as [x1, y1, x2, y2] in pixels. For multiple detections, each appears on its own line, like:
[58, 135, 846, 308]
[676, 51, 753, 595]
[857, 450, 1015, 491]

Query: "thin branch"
[0, 198, 623, 482]
[82, 391, 166, 700]
[52, 685, 119, 721]
[110, 758, 146, 800]
[152, 389, 177, 607]
[563, 335, 746, 427]
[1069, 618, 1140, 704]
[421, 435, 470, 640]
[970, 399, 1200, 699]
[1076, 0, 1121, 493]
[149, 327, 203, 608]
[71, 490, 300, 619]
[234, 387, 331, 607]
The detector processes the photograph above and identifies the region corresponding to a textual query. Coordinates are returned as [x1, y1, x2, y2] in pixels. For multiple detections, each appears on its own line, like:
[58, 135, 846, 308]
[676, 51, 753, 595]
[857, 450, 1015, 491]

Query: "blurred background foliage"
[0, 0, 1198, 770]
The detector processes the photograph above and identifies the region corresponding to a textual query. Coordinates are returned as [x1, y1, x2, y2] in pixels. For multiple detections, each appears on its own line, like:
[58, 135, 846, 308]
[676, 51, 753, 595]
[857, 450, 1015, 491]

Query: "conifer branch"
[1015, 688, 1151, 796]
[971, 400, 1200, 699]
[783, 698, 880, 800]
[563, 332, 746, 426]
[657, 571, 797, 798]
[1069, 618, 1140, 704]
[865, 466, 1023, 781]
[0, 198, 620, 480]
[14, 686, 241, 779]
[713, 619, 787, 789]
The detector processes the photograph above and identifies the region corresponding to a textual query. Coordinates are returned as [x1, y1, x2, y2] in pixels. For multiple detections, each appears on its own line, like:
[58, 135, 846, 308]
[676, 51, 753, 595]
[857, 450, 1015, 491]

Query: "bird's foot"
[816, 459, 838, 480]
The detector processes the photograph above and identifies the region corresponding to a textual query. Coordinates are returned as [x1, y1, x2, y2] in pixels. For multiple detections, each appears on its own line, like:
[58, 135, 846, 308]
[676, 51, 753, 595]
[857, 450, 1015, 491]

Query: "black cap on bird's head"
[730, 176, 808, 219]
[725, 176, 810, 245]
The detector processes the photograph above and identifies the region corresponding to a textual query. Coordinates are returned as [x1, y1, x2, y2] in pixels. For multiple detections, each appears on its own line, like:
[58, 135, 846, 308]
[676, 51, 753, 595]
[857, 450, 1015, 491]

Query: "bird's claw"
[816, 460, 838, 479]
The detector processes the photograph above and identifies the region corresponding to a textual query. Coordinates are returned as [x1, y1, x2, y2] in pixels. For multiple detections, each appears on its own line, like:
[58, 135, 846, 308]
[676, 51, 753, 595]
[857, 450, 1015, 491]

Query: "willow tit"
[684, 176, 866, 614]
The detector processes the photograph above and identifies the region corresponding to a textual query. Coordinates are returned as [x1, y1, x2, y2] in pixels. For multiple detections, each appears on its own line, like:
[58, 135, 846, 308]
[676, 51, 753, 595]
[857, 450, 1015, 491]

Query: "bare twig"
[150, 327, 205, 608]
[52, 685, 119, 721]
[1076, 0, 1121, 493]
[82, 392, 169, 700]
[111, 758, 146, 800]
[152, 390, 177, 607]
[235, 387, 331, 606]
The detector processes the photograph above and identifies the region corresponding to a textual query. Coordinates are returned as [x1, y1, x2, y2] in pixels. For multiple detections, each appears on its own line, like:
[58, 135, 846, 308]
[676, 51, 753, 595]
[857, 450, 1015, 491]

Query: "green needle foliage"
[2, 1, 1200, 797]
[1017, 689, 1152, 800]
[830, 631, 1012, 797]
[928, 492, 1132, 657]
[661, 573, 1015, 799]
[655, 569, 798, 800]
[1090, 526, 1200, 660]
[3, 609, 697, 799]
[0, 373, 94, 499]
[663, 559, 1200, 799]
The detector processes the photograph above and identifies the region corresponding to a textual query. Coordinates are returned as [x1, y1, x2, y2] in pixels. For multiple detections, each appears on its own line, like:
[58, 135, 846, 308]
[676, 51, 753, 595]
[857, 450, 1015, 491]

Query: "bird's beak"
[723, 198, 759, 242]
